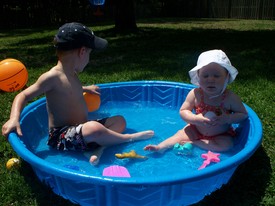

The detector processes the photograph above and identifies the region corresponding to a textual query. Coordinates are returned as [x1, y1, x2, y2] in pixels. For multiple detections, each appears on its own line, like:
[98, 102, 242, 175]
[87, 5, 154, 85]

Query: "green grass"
[0, 18, 274, 206]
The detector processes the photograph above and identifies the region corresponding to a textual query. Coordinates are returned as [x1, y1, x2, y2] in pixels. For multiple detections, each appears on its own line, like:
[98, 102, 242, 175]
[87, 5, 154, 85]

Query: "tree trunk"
[113, 0, 137, 32]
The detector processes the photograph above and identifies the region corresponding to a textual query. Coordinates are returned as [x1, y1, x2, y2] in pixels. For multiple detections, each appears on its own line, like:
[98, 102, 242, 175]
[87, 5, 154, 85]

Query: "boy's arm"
[2, 71, 55, 138]
[3, 92, 31, 137]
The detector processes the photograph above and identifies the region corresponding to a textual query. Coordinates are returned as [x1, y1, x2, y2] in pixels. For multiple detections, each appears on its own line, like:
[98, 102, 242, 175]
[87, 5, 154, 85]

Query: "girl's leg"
[144, 125, 197, 153]
[144, 130, 183, 152]
[82, 121, 154, 147]
[193, 135, 233, 152]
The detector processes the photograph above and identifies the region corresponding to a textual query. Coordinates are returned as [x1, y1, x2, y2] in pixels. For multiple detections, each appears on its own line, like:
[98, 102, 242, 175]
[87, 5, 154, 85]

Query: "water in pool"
[33, 101, 241, 178]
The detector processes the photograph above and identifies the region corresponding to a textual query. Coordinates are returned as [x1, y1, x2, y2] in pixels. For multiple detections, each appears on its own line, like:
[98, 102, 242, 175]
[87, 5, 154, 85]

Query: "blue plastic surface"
[8, 81, 262, 206]
[89, 0, 105, 6]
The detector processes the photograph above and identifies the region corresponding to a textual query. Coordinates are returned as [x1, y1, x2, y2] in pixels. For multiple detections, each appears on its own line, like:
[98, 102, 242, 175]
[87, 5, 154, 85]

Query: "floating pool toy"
[115, 150, 148, 159]
[83, 92, 101, 112]
[198, 151, 220, 170]
[173, 142, 193, 155]
[8, 81, 262, 206]
[6, 158, 20, 169]
[103, 165, 131, 177]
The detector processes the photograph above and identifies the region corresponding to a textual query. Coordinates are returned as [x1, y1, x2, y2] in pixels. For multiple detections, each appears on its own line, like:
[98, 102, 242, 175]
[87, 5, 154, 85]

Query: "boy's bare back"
[44, 65, 89, 128]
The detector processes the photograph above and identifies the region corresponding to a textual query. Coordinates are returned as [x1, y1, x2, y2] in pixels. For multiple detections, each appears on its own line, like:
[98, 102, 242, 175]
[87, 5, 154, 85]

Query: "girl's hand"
[194, 113, 213, 127]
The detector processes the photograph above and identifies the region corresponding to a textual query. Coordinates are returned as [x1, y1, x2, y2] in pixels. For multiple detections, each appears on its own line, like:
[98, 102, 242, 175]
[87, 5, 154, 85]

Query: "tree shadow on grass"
[1, 22, 274, 83]
[84, 26, 275, 83]
[193, 146, 271, 206]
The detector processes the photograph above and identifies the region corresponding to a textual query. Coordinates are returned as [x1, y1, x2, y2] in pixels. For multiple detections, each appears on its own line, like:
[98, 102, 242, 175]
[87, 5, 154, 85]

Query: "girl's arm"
[226, 92, 248, 124]
[213, 91, 248, 125]
[180, 89, 211, 126]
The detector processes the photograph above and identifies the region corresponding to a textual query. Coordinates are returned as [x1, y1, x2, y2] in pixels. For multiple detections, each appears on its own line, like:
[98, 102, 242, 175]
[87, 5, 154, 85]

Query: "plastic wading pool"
[8, 81, 262, 206]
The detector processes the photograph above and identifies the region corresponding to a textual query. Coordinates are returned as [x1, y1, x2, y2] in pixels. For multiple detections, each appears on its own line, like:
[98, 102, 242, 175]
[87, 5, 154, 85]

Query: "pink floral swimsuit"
[195, 88, 229, 116]
[193, 88, 236, 140]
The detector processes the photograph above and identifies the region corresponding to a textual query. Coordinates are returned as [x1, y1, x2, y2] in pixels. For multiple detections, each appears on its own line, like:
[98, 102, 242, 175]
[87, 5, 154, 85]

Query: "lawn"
[0, 18, 274, 206]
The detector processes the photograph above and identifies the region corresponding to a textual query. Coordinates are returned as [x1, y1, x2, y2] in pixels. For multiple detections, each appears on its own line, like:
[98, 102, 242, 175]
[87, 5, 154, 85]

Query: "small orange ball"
[83, 92, 101, 112]
[6, 158, 20, 170]
[0, 58, 28, 92]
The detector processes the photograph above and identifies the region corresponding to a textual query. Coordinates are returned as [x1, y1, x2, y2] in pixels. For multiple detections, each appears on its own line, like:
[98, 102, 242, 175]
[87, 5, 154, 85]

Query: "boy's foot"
[89, 155, 99, 165]
[130, 130, 154, 141]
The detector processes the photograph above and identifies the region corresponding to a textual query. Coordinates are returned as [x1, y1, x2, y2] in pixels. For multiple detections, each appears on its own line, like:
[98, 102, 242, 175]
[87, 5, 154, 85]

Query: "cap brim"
[93, 36, 108, 51]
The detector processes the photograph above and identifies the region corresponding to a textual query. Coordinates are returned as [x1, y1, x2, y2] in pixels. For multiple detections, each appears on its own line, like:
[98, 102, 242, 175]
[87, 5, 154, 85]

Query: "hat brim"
[189, 62, 238, 86]
[93, 36, 108, 51]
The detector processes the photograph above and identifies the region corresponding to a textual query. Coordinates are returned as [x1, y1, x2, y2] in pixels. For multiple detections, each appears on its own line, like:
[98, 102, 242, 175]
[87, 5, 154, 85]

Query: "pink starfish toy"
[198, 151, 220, 170]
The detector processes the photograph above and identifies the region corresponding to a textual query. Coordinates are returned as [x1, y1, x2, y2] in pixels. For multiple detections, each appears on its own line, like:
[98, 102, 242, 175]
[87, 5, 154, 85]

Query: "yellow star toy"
[115, 150, 148, 159]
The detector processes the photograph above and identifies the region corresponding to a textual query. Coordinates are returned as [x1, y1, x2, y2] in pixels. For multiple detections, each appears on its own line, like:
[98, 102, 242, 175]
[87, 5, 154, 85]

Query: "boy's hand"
[2, 118, 22, 139]
[83, 85, 100, 95]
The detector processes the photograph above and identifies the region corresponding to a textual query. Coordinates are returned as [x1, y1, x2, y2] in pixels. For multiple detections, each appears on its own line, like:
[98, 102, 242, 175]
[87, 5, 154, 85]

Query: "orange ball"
[0, 58, 28, 92]
[83, 92, 101, 112]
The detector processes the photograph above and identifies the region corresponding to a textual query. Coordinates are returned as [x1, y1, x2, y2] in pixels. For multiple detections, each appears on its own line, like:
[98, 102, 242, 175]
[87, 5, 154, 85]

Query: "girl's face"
[198, 62, 228, 96]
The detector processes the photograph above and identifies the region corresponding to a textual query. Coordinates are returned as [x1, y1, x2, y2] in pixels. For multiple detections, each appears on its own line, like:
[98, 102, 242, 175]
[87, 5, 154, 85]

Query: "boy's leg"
[84, 146, 106, 165]
[82, 121, 154, 146]
[102, 115, 126, 133]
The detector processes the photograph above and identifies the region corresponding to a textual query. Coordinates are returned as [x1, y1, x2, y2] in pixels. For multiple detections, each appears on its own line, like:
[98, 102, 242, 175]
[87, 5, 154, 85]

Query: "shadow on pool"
[194, 145, 271, 206]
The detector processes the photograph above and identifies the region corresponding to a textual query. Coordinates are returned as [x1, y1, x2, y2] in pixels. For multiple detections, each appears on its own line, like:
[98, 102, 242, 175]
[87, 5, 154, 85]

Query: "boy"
[2, 22, 154, 165]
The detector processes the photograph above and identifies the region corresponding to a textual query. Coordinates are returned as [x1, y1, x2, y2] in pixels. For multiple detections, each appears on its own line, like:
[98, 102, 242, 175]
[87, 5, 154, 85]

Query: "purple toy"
[103, 165, 131, 177]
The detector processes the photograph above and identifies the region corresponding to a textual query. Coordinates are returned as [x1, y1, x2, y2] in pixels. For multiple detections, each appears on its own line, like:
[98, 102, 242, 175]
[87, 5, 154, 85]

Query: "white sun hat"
[189, 49, 238, 86]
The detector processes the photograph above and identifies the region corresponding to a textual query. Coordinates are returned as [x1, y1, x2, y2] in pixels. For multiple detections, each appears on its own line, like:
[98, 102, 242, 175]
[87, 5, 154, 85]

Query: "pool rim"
[8, 80, 262, 186]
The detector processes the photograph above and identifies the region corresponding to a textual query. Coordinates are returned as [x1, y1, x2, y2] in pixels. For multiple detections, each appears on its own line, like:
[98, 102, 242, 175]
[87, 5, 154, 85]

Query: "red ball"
[0, 58, 28, 92]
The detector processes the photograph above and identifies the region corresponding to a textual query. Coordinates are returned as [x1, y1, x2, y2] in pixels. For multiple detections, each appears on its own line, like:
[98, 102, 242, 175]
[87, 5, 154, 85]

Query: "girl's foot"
[143, 144, 160, 151]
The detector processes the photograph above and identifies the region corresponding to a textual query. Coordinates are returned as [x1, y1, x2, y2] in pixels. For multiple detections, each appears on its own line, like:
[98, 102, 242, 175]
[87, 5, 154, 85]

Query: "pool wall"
[8, 81, 262, 206]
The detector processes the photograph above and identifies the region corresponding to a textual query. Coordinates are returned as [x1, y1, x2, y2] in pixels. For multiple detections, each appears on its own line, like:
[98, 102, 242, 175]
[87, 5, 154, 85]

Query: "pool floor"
[33, 101, 241, 178]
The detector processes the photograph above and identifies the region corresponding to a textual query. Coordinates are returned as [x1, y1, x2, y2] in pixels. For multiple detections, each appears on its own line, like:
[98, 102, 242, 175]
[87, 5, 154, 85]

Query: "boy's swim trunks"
[47, 118, 108, 151]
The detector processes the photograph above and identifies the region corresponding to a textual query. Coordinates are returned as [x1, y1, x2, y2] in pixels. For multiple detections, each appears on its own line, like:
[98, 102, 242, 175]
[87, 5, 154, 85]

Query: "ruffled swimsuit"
[193, 88, 236, 140]
[195, 88, 230, 116]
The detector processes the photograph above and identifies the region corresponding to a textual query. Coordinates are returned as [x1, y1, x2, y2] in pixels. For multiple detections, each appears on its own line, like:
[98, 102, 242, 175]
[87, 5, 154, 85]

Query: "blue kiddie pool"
[9, 81, 262, 206]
